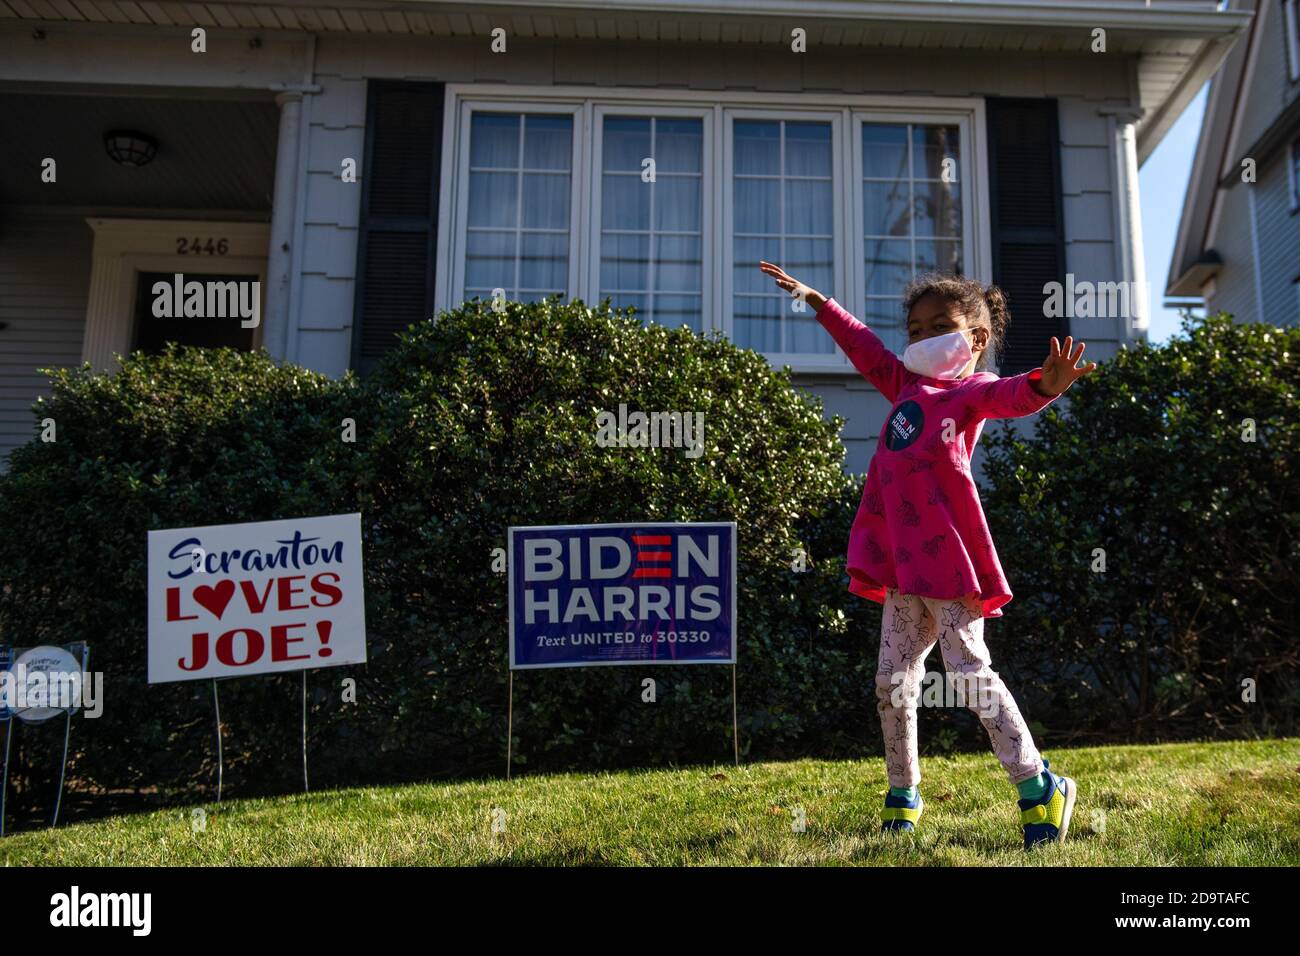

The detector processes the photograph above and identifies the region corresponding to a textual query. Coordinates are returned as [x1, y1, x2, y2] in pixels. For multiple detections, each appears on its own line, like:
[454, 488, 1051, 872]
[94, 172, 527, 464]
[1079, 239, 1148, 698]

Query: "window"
[860, 122, 964, 334]
[442, 88, 986, 372]
[463, 111, 575, 304]
[731, 119, 837, 355]
[598, 115, 705, 331]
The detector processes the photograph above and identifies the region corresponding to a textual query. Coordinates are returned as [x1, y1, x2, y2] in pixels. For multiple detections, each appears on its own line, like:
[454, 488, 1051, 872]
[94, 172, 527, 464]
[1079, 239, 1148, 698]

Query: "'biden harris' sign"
[509, 523, 736, 669]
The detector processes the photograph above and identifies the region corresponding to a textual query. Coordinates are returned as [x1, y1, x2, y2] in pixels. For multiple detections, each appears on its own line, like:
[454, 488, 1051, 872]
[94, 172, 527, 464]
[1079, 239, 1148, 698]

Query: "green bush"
[0, 298, 880, 809]
[980, 314, 1299, 742]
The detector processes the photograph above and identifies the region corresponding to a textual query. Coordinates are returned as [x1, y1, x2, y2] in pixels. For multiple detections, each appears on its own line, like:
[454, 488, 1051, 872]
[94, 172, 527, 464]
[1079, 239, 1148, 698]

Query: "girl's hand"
[759, 261, 826, 310]
[1034, 335, 1098, 396]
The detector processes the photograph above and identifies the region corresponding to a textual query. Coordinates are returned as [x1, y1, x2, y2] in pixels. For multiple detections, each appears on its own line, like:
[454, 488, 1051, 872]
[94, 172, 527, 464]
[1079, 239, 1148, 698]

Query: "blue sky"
[1140, 83, 1209, 344]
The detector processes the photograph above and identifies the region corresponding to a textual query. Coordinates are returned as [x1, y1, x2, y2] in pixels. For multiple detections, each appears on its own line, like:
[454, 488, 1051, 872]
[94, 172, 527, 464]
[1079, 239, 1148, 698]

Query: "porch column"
[265, 91, 303, 362]
[1109, 110, 1150, 343]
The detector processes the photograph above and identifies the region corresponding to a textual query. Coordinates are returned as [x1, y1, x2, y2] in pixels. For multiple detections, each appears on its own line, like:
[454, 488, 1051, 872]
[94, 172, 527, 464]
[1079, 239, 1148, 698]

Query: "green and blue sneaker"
[1018, 758, 1077, 850]
[881, 787, 924, 833]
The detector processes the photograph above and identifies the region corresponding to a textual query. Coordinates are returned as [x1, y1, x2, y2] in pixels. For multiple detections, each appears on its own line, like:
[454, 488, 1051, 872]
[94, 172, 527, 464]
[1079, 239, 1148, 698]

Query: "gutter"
[392, 0, 1253, 34]
[1167, 251, 1223, 297]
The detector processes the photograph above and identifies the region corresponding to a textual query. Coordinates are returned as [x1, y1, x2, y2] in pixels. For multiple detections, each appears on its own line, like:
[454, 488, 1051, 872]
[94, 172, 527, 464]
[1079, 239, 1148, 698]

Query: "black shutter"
[351, 80, 444, 375]
[985, 97, 1067, 375]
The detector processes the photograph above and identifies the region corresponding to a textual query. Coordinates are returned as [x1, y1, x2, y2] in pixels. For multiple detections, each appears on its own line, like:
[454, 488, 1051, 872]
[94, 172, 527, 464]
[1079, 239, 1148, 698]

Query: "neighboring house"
[1168, 0, 1300, 325]
[1, 1, 1248, 473]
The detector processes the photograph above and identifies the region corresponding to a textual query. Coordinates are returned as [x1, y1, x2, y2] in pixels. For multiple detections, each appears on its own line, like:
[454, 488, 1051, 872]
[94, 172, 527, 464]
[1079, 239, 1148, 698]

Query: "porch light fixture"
[103, 129, 158, 167]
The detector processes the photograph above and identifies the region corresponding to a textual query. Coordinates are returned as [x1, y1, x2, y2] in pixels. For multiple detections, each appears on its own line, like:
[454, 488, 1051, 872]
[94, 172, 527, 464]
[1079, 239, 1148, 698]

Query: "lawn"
[3, 737, 1297, 866]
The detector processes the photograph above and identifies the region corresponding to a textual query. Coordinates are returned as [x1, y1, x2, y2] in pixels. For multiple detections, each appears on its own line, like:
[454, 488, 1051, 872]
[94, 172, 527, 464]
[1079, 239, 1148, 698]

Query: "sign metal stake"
[732, 663, 740, 767]
[0, 719, 11, 838]
[52, 710, 72, 828]
[211, 678, 223, 805]
[506, 670, 514, 781]
[301, 670, 309, 793]
[50, 643, 87, 829]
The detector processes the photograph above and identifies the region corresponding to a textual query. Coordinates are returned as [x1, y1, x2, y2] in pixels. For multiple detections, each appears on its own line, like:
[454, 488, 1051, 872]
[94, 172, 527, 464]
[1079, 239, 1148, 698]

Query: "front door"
[132, 271, 259, 353]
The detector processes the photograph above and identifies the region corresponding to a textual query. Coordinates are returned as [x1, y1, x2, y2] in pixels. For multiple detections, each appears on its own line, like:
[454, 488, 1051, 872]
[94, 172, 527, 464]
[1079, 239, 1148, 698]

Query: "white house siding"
[292, 73, 369, 377]
[1206, 181, 1261, 322]
[1206, 151, 1300, 326]
[293, 37, 1142, 473]
[0, 208, 93, 462]
[1058, 97, 1131, 365]
[1200, 0, 1300, 329]
[1235, 0, 1300, 158]
[1224, 0, 1300, 325]
[1250, 153, 1300, 326]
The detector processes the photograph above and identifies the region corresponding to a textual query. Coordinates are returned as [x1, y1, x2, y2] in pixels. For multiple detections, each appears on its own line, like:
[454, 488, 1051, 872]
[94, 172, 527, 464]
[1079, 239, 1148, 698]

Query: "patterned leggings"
[876, 587, 1042, 788]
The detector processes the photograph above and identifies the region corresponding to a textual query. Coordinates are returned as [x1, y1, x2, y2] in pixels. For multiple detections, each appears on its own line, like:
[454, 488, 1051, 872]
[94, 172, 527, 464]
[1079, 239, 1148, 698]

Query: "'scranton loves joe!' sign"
[147, 513, 367, 683]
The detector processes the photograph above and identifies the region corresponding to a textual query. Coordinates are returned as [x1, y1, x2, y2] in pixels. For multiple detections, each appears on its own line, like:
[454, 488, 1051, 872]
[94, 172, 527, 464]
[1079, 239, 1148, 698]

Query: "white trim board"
[83, 218, 270, 371]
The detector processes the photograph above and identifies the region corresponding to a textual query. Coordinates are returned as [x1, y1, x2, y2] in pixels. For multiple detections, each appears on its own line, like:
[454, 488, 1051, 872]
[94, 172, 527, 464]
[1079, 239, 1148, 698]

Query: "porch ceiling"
[1, 0, 1250, 162]
[0, 91, 278, 209]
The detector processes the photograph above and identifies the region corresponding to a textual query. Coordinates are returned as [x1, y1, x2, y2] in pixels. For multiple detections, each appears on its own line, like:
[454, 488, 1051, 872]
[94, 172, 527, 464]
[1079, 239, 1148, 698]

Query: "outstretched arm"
[758, 261, 908, 402]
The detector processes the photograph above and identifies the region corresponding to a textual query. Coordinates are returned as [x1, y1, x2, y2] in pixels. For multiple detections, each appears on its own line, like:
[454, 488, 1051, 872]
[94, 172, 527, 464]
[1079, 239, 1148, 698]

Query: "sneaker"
[1018, 758, 1077, 849]
[881, 787, 924, 833]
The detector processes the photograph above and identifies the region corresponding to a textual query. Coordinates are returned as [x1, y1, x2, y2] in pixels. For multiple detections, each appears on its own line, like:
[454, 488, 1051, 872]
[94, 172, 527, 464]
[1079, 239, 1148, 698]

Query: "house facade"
[1, 1, 1247, 472]
[1167, 0, 1300, 325]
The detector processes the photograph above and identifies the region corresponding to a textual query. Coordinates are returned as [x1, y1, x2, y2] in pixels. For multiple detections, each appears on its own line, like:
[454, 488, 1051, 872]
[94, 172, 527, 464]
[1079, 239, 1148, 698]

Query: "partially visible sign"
[0, 646, 11, 722]
[147, 513, 367, 683]
[0, 643, 88, 723]
[509, 522, 737, 670]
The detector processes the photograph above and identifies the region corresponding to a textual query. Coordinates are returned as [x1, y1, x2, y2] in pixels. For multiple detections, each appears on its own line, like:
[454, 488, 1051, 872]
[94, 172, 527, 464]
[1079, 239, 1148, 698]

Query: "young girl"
[758, 261, 1096, 849]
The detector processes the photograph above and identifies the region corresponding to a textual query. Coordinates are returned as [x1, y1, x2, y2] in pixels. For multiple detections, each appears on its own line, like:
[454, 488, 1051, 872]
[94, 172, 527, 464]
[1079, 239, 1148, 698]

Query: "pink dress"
[815, 297, 1060, 618]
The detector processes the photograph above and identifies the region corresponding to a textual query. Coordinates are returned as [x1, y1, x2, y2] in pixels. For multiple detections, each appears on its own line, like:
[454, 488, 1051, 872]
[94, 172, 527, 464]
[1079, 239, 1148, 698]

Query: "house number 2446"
[176, 237, 229, 255]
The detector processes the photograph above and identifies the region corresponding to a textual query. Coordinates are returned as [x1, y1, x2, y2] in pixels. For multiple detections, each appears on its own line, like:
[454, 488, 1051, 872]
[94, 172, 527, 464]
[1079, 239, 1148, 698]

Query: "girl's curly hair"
[902, 273, 1010, 371]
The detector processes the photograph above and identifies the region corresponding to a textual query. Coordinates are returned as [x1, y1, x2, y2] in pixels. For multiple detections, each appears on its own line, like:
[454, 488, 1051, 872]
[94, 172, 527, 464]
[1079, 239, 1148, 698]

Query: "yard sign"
[147, 513, 366, 683]
[508, 522, 737, 669]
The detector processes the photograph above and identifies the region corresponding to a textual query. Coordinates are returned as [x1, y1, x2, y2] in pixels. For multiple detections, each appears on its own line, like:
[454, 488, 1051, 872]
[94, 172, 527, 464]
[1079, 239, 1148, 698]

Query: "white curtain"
[465, 112, 573, 304]
[599, 115, 704, 331]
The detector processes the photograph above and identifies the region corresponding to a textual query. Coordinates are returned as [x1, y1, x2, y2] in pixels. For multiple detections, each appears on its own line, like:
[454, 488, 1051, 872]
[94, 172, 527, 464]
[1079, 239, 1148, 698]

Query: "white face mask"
[902, 328, 975, 380]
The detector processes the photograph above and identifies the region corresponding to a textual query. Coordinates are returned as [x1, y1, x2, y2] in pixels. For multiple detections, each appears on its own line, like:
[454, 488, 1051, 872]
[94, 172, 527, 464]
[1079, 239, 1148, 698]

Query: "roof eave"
[1167, 252, 1223, 297]
[1136, 31, 1243, 165]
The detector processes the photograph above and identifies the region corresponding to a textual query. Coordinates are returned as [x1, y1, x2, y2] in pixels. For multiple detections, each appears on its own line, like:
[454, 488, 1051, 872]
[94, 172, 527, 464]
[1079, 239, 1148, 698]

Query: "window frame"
[851, 109, 984, 357]
[588, 103, 716, 333]
[448, 100, 585, 308]
[722, 106, 847, 369]
[438, 84, 990, 375]
[1285, 0, 1300, 84]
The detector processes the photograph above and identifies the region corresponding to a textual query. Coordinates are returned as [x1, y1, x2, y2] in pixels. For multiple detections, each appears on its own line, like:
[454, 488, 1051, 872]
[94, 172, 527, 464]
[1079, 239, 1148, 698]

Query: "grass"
[3, 738, 1297, 866]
